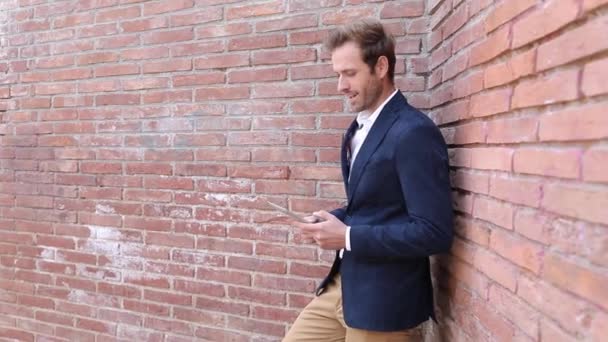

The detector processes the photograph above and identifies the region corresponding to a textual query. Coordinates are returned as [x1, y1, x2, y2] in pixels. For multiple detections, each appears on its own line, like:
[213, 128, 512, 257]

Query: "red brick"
[97, 35, 138, 49]
[442, 2, 468, 39]
[430, 0, 451, 29]
[0, 328, 34, 342]
[484, 48, 535, 88]
[472, 296, 517, 341]
[143, 90, 192, 104]
[228, 67, 287, 83]
[228, 285, 285, 307]
[395, 37, 421, 54]
[196, 23, 252, 38]
[486, 116, 537, 143]
[253, 305, 299, 323]
[513, 0, 580, 49]
[512, 69, 578, 109]
[256, 14, 318, 32]
[36, 55, 74, 69]
[228, 34, 286, 51]
[489, 175, 542, 207]
[173, 73, 224, 86]
[170, 7, 223, 26]
[541, 320, 577, 342]
[226, 0, 285, 20]
[590, 311, 608, 342]
[122, 46, 169, 60]
[544, 253, 608, 310]
[252, 148, 316, 162]
[143, 28, 193, 45]
[453, 70, 484, 99]
[96, 94, 140, 106]
[582, 56, 608, 97]
[290, 29, 331, 45]
[485, 0, 536, 33]
[195, 86, 250, 100]
[513, 148, 580, 179]
[543, 183, 608, 224]
[195, 53, 249, 70]
[195, 148, 251, 162]
[474, 248, 518, 291]
[80, 162, 122, 173]
[451, 121, 485, 145]
[539, 103, 608, 141]
[95, 64, 139, 77]
[253, 82, 314, 98]
[443, 52, 467, 81]
[292, 133, 341, 147]
[144, 176, 193, 191]
[513, 209, 550, 245]
[227, 225, 287, 243]
[252, 48, 316, 65]
[455, 216, 491, 246]
[584, 0, 608, 11]
[143, 59, 191, 74]
[471, 147, 513, 171]
[430, 43, 451, 69]
[78, 23, 119, 39]
[473, 196, 514, 230]
[253, 274, 316, 293]
[431, 99, 468, 125]
[143, 0, 193, 15]
[54, 12, 94, 28]
[121, 17, 168, 32]
[262, 242, 319, 261]
[122, 77, 169, 91]
[171, 41, 224, 56]
[583, 146, 608, 183]
[289, 0, 341, 12]
[452, 191, 474, 214]
[380, 1, 424, 18]
[452, 170, 489, 194]
[470, 25, 511, 66]
[77, 80, 117, 93]
[175, 163, 226, 177]
[123, 299, 170, 316]
[255, 180, 315, 196]
[490, 228, 543, 274]
[96, 5, 139, 22]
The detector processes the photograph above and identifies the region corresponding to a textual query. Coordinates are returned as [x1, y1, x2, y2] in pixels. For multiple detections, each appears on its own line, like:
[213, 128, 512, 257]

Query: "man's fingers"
[313, 210, 334, 222]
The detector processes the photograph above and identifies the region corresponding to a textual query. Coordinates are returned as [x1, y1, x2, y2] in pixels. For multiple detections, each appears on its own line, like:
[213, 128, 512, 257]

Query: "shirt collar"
[355, 89, 399, 130]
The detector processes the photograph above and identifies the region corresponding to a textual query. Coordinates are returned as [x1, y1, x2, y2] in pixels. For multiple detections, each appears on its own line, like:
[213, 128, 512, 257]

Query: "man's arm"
[348, 123, 454, 259]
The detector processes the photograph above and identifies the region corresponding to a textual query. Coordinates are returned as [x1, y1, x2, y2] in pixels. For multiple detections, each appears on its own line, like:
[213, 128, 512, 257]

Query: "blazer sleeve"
[330, 206, 347, 221]
[349, 123, 454, 259]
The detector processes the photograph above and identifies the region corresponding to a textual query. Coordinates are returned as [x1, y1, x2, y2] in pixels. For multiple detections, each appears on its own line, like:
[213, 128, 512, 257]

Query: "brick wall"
[428, 0, 608, 341]
[0, 0, 606, 341]
[0, 0, 428, 341]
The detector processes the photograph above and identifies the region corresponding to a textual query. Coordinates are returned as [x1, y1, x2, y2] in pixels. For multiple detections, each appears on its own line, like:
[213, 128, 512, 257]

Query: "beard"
[347, 77, 383, 113]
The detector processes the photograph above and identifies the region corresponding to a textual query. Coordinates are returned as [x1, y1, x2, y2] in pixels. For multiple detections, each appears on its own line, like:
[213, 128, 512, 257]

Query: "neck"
[367, 84, 396, 114]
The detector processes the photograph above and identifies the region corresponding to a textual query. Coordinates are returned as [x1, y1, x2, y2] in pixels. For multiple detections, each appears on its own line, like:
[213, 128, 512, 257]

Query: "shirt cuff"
[345, 226, 352, 251]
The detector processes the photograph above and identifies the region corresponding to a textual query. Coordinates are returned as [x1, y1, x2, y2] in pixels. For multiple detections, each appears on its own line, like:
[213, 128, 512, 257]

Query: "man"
[283, 20, 454, 342]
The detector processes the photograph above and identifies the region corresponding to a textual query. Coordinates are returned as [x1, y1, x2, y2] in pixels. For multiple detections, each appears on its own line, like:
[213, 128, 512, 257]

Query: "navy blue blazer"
[318, 92, 454, 331]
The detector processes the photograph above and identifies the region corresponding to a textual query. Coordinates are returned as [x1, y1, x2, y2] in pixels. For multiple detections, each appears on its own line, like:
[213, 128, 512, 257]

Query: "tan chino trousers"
[283, 275, 422, 342]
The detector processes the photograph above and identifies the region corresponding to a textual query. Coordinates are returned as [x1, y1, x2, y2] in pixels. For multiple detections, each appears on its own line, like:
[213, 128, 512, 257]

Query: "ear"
[374, 56, 389, 79]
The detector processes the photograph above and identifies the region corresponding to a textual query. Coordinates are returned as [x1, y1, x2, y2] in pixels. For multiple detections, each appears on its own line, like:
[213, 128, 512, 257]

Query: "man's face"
[331, 41, 383, 113]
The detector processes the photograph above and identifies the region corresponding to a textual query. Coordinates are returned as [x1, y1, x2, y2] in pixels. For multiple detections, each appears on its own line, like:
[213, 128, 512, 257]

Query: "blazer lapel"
[347, 93, 405, 201]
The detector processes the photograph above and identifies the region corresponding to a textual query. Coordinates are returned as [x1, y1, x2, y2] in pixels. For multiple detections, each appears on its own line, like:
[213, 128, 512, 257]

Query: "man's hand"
[292, 211, 347, 250]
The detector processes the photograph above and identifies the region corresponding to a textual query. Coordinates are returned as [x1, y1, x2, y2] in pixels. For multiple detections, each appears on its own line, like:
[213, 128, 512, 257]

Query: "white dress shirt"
[342, 89, 399, 255]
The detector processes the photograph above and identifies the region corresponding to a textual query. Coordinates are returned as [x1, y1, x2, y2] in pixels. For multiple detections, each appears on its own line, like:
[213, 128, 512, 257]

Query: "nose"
[337, 75, 349, 93]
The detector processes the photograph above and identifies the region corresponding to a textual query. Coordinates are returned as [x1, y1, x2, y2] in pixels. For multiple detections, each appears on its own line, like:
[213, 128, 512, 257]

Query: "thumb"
[313, 210, 333, 221]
